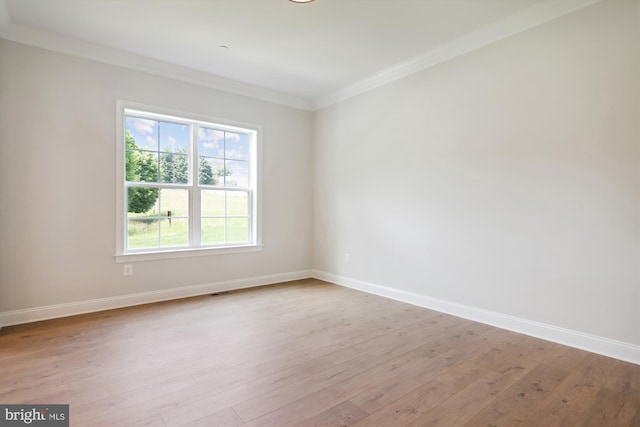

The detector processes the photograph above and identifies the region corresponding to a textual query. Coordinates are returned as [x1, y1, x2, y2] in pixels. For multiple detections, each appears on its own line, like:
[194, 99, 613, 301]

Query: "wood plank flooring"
[0, 279, 638, 426]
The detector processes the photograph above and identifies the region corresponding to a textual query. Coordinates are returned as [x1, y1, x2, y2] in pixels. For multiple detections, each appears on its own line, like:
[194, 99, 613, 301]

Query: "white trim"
[0, 270, 311, 328]
[311, 0, 603, 110]
[311, 270, 640, 365]
[0, 23, 312, 111]
[115, 100, 262, 259]
[114, 244, 262, 263]
[2, 268, 638, 365]
[0, 0, 600, 112]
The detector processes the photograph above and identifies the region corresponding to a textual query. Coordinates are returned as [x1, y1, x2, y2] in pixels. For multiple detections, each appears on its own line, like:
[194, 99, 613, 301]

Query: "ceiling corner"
[312, 0, 604, 111]
[0, 19, 314, 112]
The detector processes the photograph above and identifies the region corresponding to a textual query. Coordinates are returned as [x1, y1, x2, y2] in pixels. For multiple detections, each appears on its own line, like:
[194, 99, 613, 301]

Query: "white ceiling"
[0, 0, 598, 110]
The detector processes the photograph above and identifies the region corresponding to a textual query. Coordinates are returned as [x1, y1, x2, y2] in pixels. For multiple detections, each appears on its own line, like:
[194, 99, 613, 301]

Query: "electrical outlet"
[123, 264, 133, 276]
[344, 253, 350, 262]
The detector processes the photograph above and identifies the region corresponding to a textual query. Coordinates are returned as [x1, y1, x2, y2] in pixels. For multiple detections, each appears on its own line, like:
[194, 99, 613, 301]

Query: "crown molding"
[311, 0, 603, 110]
[0, 0, 601, 112]
[0, 21, 313, 111]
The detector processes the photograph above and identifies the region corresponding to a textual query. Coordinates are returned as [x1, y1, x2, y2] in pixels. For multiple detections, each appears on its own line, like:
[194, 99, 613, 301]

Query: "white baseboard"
[311, 269, 640, 365]
[0, 270, 312, 328]
[3, 268, 638, 366]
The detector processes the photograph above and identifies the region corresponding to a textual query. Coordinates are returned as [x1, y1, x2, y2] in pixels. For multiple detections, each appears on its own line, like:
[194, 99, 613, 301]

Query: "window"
[115, 101, 261, 262]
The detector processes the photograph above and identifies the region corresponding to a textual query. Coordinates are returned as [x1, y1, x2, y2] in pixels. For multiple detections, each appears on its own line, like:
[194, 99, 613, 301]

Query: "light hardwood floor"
[0, 279, 638, 426]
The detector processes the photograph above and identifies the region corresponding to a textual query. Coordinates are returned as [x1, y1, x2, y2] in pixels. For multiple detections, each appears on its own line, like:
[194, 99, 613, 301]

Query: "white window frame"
[115, 100, 262, 263]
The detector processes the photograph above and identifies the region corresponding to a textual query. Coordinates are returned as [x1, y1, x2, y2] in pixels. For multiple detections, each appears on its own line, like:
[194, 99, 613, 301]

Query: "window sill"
[114, 244, 262, 263]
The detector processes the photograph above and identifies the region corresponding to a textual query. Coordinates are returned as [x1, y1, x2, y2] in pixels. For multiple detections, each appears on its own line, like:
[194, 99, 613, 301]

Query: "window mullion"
[191, 124, 201, 247]
[126, 182, 190, 190]
[249, 189, 254, 244]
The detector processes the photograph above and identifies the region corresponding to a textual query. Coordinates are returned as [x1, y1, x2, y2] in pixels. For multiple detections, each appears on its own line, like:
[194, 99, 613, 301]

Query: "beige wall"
[0, 40, 313, 311]
[313, 0, 639, 345]
[0, 1, 638, 355]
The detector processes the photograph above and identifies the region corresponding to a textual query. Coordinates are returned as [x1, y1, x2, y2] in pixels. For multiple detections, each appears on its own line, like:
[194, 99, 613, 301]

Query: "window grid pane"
[160, 218, 189, 248]
[126, 186, 190, 250]
[197, 128, 251, 189]
[125, 116, 191, 185]
[127, 218, 160, 250]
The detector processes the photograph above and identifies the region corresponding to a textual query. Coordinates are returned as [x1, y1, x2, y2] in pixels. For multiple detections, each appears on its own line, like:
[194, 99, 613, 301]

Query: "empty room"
[0, 0, 638, 426]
